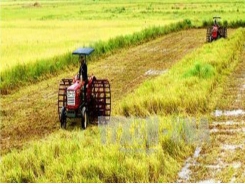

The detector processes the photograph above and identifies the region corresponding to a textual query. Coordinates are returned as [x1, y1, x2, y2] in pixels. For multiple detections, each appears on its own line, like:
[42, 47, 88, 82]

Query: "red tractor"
[206, 17, 227, 42]
[58, 48, 111, 129]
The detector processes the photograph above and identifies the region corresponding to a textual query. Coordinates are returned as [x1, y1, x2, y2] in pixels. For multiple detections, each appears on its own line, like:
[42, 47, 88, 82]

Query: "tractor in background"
[206, 17, 227, 42]
[58, 48, 111, 129]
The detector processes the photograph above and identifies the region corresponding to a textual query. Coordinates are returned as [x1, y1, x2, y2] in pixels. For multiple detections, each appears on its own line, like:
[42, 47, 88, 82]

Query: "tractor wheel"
[92, 79, 111, 122]
[206, 27, 212, 43]
[58, 78, 73, 120]
[81, 107, 88, 129]
[60, 107, 67, 129]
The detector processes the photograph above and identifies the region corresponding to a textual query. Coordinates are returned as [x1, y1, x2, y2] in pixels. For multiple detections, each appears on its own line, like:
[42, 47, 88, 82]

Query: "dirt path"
[0, 29, 206, 155]
[177, 48, 245, 183]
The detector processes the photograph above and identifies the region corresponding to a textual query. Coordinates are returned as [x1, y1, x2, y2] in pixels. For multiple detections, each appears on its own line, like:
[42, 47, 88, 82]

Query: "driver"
[78, 56, 88, 103]
[214, 19, 219, 27]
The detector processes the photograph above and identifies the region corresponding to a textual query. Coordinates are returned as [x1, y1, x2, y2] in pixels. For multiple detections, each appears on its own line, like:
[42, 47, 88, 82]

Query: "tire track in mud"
[0, 29, 205, 155]
[177, 47, 245, 183]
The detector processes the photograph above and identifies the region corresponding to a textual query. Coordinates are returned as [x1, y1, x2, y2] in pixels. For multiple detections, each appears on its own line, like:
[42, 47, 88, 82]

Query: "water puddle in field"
[199, 160, 241, 170]
[199, 179, 220, 183]
[204, 164, 223, 169]
[210, 121, 245, 134]
[213, 109, 245, 117]
[193, 147, 202, 158]
[210, 128, 245, 133]
[177, 146, 201, 182]
[144, 69, 168, 76]
[177, 158, 191, 181]
[221, 144, 244, 151]
[232, 162, 241, 169]
[211, 121, 245, 126]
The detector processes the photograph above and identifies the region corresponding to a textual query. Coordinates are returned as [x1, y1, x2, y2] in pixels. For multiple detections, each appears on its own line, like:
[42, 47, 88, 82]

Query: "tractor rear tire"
[81, 110, 88, 129]
[60, 107, 67, 129]
[206, 27, 212, 43]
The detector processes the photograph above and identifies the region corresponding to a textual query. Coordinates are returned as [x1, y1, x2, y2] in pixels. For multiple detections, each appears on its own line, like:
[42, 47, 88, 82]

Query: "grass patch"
[183, 62, 215, 79]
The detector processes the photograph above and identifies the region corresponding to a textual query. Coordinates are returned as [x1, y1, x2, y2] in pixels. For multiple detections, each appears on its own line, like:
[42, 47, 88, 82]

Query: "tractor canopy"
[72, 47, 94, 56]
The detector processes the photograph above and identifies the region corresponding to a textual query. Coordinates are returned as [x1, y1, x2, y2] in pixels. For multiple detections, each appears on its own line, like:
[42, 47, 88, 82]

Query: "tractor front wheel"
[60, 107, 67, 129]
[81, 107, 88, 129]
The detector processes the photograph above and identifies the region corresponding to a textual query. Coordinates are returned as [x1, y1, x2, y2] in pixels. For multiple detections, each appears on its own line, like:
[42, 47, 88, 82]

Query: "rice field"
[1, 0, 245, 71]
[1, 28, 244, 182]
[1, 0, 245, 182]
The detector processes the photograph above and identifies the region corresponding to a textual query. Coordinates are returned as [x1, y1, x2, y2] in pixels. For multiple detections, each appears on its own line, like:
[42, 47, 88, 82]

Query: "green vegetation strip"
[0, 20, 192, 93]
[202, 19, 245, 28]
[115, 28, 245, 116]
